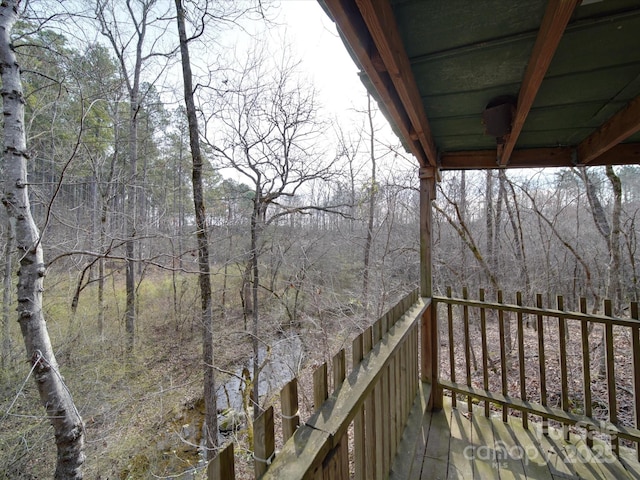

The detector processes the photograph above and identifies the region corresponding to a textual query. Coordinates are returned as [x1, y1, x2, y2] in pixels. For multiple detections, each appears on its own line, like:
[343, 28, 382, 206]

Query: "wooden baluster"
[333, 349, 346, 393]
[447, 286, 456, 408]
[631, 302, 640, 461]
[389, 333, 398, 467]
[395, 328, 403, 441]
[580, 297, 593, 448]
[604, 299, 619, 456]
[557, 295, 569, 441]
[254, 406, 274, 478]
[498, 290, 508, 422]
[480, 288, 490, 417]
[281, 379, 299, 442]
[313, 362, 328, 412]
[208, 442, 235, 480]
[537, 294, 548, 435]
[353, 334, 366, 480]
[463, 287, 472, 413]
[382, 354, 390, 475]
[363, 326, 376, 479]
[516, 292, 528, 429]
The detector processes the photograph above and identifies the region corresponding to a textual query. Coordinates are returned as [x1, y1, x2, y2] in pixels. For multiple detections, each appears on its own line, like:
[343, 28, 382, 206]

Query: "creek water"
[217, 333, 304, 413]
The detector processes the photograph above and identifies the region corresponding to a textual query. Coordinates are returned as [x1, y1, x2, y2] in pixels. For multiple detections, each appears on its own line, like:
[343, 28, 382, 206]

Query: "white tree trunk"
[0, 2, 85, 477]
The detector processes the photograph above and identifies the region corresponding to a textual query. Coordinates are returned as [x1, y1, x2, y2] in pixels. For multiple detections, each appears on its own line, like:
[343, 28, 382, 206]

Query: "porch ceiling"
[319, 0, 640, 170]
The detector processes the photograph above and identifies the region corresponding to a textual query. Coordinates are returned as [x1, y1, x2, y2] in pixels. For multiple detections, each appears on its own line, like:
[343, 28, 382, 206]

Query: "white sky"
[272, 0, 368, 122]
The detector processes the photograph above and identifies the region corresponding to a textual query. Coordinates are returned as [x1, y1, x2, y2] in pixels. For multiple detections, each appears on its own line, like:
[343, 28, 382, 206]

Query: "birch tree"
[0, 2, 85, 477]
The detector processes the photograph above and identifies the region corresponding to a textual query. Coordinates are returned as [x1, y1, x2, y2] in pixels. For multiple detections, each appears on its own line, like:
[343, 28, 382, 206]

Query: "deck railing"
[209, 289, 427, 480]
[435, 288, 640, 460]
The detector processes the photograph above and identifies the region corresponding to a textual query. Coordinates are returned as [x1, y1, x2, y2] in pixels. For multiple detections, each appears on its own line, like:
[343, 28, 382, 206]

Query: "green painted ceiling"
[388, 0, 640, 152]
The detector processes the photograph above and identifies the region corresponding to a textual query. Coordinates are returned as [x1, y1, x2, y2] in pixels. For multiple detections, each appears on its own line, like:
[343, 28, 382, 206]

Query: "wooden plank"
[498, 290, 508, 422]
[281, 379, 299, 442]
[440, 143, 640, 170]
[505, 417, 553, 480]
[470, 410, 498, 480]
[530, 422, 578, 479]
[579, 95, 640, 164]
[557, 295, 569, 441]
[421, 402, 451, 479]
[208, 442, 235, 480]
[395, 339, 403, 440]
[254, 406, 274, 479]
[382, 362, 391, 477]
[591, 438, 633, 479]
[462, 287, 472, 414]
[516, 292, 528, 430]
[389, 355, 398, 463]
[479, 288, 490, 418]
[333, 349, 346, 393]
[492, 415, 526, 480]
[388, 382, 432, 480]
[580, 297, 593, 448]
[314, 363, 328, 412]
[352, 334, 366, 480]
[499, 0, 580, 166]
[447, 287, 457, 409]
[605, 299, 619, 456]
[447, 404, 473, 480]
[536, 294, 548, 435]
[634, 302, 640, 462]
[322, 437, 349, 480]
[565, 432, 616, 480]
[363, 324, 376, 480]
[619, 445, 640, 479]
[353, 0, 438, 167]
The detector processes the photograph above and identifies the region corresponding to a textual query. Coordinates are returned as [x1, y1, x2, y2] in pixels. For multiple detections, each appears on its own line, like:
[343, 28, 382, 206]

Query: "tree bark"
[175, 0, 219, 458]
[2, 216, 15, 371]
[362, 94, 376, 315]
[605, 165, 622, 311]
[0, 2, 85, 477]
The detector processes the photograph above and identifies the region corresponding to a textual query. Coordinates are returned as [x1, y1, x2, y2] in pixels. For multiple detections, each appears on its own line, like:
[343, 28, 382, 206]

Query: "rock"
[218, 408, 245, 432]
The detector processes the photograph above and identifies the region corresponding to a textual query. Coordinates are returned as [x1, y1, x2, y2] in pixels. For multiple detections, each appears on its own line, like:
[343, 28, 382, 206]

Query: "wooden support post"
[420, 167, 439, 410]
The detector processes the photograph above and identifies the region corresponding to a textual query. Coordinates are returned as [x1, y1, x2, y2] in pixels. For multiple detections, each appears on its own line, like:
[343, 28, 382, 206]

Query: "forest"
[1, 1, 639, 479]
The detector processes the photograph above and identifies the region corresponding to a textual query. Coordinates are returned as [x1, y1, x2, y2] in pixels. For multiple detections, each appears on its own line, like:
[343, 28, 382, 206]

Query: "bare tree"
[174, 0, 218, 458]
[0, 2, 85, 477]
[96, 0, 172, 350]
[206, 50, 340, 421]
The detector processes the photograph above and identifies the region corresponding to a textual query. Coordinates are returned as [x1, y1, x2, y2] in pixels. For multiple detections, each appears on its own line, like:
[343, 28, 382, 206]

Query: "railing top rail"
[433, 295, 640, 328]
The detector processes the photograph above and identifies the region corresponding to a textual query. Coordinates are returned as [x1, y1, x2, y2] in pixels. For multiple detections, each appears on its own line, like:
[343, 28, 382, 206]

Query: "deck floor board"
[390, 389, 640, 480]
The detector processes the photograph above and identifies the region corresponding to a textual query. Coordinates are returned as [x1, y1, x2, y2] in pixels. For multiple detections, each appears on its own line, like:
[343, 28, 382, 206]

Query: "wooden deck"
[391, 384, 640, 480]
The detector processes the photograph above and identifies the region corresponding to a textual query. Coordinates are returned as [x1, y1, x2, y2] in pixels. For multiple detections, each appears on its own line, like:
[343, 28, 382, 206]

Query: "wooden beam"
[499, 0, 580, 166]
[322, 0, 430, 167]
[354, 0, 438, 167]
[440, 143, 640, 170]
[578, 95, 640, 164]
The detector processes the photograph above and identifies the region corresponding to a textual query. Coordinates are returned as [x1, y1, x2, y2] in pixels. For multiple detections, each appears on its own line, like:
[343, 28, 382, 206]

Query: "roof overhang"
[320, 0, 640, 170]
